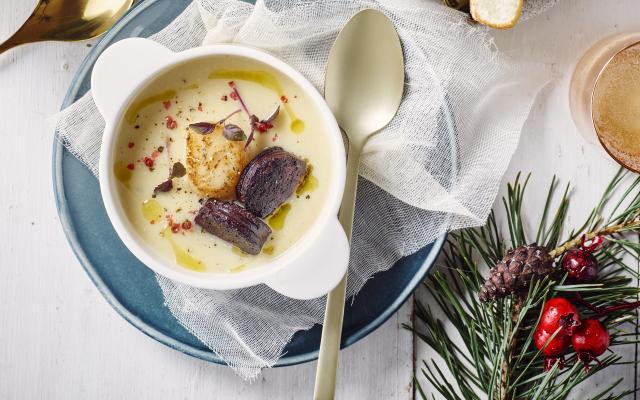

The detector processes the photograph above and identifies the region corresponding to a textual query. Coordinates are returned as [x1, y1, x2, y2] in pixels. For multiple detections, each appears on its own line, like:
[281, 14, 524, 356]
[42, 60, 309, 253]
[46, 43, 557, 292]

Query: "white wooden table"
[1, 1, 638, 399]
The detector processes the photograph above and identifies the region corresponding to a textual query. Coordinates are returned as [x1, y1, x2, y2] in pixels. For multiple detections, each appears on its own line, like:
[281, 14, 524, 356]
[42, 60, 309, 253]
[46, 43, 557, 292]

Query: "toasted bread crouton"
[187, 124, 246, 199]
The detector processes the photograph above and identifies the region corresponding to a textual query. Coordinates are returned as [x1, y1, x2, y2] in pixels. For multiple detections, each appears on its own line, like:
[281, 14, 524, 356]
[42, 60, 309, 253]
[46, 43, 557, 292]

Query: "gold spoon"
[0, 0, 134, 55]
[313, 9, 404, 400]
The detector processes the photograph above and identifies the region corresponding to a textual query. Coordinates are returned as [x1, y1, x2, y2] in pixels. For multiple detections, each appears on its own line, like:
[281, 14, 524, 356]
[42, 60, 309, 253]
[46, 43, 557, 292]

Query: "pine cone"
[479, 244, 553, 302]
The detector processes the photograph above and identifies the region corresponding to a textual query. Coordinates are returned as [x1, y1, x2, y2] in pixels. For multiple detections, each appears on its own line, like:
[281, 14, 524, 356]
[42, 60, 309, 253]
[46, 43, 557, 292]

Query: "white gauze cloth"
[55, 0, 554, 380]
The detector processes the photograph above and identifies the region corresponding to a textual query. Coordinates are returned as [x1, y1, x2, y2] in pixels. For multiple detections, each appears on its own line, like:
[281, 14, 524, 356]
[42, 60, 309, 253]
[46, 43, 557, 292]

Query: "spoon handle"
[0, 36, 21, 56]
[313, 140, 362, 400]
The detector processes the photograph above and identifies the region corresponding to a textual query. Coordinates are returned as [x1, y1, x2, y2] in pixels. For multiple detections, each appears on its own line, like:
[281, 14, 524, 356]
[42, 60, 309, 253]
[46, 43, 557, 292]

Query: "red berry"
[128, 142, 135, 148]
[181, 220, 192, 230]
[534, 297, 581, 371]
[538, 297, 581, 335]
[534, 325, 571, 357]
[171, 223, 181, 233]
[572, 319, 609, 368]
[126, 163, 134, 170]
[562, 248, 598, 283]
[143, 157, 154, 169]
[163, 100, 171, 110]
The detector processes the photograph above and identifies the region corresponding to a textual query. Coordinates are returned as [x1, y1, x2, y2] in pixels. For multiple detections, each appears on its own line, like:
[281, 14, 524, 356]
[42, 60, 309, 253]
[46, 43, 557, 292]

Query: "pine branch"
[410, 169, 640, 400]
[549, 218, 640, 258]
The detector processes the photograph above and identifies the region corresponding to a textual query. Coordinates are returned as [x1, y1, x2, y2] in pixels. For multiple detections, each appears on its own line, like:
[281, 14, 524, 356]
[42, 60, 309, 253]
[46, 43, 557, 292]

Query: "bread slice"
[470, 0, 523, 29]
[187, 124, 246, 199]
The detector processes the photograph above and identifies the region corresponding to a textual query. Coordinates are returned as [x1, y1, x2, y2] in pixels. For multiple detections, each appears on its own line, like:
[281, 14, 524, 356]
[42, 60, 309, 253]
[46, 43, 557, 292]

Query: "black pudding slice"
[194, 199, 271, 255]
[237, 147, 307, 218]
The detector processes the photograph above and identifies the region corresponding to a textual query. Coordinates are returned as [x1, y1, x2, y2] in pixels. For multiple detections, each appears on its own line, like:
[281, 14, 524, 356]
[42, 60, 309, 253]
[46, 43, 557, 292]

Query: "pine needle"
[410, 169, 640, 400]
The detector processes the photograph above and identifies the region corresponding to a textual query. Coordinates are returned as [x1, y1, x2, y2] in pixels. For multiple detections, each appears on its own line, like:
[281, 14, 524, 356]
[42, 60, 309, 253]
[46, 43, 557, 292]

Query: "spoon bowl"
[0, 0, 133, 55]
[325, 9, 405, 144]
[314, 8, 404, 400]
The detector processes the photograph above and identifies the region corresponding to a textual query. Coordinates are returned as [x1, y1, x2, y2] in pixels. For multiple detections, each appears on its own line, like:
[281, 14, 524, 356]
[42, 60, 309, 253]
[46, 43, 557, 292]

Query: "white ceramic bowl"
[91, 38, 348, 300]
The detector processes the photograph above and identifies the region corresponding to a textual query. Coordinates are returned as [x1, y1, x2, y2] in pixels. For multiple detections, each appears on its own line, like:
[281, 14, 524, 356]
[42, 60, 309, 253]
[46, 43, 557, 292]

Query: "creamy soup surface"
[113, 56, 332, 273]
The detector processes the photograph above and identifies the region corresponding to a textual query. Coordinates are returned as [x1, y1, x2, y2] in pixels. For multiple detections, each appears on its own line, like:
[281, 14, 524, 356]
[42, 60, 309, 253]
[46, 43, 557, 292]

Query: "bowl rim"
[96, 43, 346, 289]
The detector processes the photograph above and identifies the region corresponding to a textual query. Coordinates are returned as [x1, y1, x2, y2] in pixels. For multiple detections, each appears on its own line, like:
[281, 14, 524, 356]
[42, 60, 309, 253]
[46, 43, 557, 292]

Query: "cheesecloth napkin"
[55, 0, 555, 380]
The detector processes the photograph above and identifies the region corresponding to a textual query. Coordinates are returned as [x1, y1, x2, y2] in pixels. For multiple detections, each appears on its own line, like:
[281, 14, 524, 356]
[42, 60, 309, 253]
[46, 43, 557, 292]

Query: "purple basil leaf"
[170, 162, 186, 178]
[189, 122, 215, 134]
[244, 128, 256, 149]
[264, 105, 280, 123]
[154, 179, 173, 193]
[223, 124, 247, 141]
[216, 109, 242, 125]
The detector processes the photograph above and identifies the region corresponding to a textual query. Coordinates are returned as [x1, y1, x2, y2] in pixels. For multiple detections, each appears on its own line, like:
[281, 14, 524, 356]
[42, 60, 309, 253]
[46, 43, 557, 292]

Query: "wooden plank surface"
[2, 0, 639, 399]
[0, 1, 413, 399]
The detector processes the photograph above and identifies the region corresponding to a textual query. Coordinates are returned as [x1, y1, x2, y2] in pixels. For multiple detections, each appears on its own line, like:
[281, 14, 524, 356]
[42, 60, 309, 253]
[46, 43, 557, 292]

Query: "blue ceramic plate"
[53, 0, 448, 367]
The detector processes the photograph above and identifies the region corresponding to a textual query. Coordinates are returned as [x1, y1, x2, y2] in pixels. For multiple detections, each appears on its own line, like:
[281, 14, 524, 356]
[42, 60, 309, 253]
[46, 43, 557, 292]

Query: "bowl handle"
[91, 38, 173, 121]
[264, 217, 350, 300]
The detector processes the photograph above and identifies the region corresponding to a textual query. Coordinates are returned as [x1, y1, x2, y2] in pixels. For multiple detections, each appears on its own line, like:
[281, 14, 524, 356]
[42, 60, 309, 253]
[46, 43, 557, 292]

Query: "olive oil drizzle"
[232, 246, 247, 257]
[208, 69, 305, 133]
[125, 90, 177, 125]
[141, 199, 164, 223]
[296, 164, 318, 195]
[181, 83, 199, 91]
[262, 245, 275, 255]
[113, 161, 132, 187]
[268, 203, 291, 231]
[229, 264, 246, 273]
[162, 227, 205, 271]
[296, 173, 318, 195]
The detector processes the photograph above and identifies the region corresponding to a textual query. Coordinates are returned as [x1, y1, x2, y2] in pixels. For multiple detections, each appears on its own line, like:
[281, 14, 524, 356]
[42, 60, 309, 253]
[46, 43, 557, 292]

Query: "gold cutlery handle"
[0, 36, 22, 55]
[0, 0, 134, 56]
[313, 139, 362, 400]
